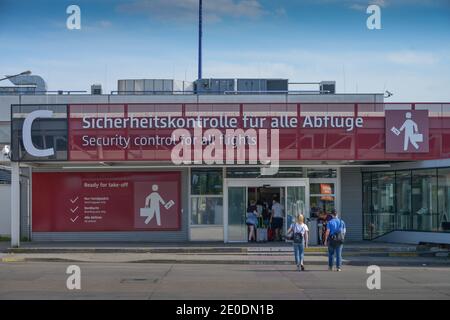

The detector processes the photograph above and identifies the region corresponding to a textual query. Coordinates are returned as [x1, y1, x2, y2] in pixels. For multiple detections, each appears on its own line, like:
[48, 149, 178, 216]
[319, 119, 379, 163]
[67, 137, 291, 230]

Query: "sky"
[0, 0, 449, 101]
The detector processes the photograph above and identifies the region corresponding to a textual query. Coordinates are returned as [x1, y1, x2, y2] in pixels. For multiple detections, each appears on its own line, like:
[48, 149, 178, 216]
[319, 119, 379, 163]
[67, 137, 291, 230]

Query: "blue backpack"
[330, 219, 345, 246]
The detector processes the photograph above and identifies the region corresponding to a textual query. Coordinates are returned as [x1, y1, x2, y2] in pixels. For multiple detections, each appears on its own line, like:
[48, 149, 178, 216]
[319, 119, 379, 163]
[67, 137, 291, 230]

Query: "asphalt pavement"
[0, 262, 449, 300]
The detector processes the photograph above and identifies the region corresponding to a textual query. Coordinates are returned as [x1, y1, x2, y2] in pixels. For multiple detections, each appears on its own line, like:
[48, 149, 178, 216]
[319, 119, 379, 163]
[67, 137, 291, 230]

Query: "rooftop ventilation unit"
[194, 78, 289, 94]
[237, 79, 288, 94]
[91, 84, 102, 95]
[320, 81, 336, 94]
[195, 79, 235, 94]
[117, 79, 193, 95]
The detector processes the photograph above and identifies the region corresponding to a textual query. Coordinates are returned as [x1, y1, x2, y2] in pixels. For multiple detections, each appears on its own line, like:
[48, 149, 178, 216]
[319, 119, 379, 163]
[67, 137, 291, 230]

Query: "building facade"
[1, 88, 449, 246]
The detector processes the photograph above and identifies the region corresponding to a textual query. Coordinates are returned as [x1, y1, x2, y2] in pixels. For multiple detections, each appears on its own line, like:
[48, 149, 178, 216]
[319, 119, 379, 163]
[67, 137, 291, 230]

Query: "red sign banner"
[32, 172, 181, 232]
[66, 104, 450, 162]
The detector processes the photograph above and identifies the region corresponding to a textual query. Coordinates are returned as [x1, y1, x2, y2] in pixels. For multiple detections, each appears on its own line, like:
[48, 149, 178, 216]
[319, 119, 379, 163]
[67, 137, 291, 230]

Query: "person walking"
[270, 198, 284, 241]
[324, 210, 346, 272]
[246, 200, 259, 242]
[287, 214, 309, 271]
[261, 199, 271, 229]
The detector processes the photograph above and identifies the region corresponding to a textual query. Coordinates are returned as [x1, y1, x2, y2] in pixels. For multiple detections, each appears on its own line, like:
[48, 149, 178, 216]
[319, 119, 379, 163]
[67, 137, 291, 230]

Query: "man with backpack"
[324, 209, 346, 272]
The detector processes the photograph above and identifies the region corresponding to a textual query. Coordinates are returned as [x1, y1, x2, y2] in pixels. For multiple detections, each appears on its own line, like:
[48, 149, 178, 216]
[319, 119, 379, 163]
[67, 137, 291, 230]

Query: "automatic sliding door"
[227, 187, 247, 242]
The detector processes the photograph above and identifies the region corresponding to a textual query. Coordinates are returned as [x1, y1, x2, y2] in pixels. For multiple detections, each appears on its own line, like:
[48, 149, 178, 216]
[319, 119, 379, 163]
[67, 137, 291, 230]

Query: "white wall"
[0, 184, 11, 236]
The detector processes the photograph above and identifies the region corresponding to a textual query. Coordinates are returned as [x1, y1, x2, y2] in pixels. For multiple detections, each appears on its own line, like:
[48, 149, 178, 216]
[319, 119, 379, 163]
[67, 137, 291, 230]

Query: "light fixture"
[0, 71, 32, 82]
[1, 145, 11, 160]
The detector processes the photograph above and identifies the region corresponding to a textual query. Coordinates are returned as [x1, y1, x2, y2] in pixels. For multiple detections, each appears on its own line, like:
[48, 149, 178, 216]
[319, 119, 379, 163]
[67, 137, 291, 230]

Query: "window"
[0, 123, 10, 144]
[412, 169, 438, 231]
[438, 168, 450, 232]
[363, 167, 448, 239]
[226, 167, 303, 179]
[310, 183, 336, 218]
[0, 169, 11, 185]
[363, 173, 372, 239]
[371, 172, 395, 238]
[191, 169, 223, 195]
[307, 168, 337, 178]
[190, 169, 223, 225]
[191, 197, 223, 225]
[396, 171, 412, 230]
[310, 183, 335, 195]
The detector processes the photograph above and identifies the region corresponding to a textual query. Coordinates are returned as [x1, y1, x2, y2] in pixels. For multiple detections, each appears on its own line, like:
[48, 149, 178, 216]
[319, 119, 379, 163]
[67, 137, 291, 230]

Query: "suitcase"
[257, 228, 268, 242]
[412, 133, 423, 143]
[140, 208, 154, 225]
[267, 228, 274, 241]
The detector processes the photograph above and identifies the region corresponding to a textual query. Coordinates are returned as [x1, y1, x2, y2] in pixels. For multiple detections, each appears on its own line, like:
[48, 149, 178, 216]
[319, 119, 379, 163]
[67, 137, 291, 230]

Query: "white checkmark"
[70, 197, 79, 204]
[70, 216, 79, 223]
[70, 206, 79, 213]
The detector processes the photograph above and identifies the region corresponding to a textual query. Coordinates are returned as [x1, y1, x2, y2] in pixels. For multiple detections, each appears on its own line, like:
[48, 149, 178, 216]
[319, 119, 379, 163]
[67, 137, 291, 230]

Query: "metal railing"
[109, 90, 339, 95]
[0, 89, 87, 95]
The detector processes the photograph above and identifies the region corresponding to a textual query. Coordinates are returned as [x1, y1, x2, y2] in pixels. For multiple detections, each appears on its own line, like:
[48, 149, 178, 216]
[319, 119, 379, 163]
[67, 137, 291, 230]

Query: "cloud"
[318, 0, 449, 11]
[117, 0, 266, 23]
[98, 20, 113, 28]
[275, 7, 287, 17]
[349, 4, 367, 11]
[348, 0, 389, 11]
[204, 61, 297, 79]
[74, 20, 113, 32]
[371, 0, 388, 7]
[386, 51, 439, 66]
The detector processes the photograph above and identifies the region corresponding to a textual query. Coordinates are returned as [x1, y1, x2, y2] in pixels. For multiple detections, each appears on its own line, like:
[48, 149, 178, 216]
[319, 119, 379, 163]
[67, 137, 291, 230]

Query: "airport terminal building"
[1, 77, 450, 246]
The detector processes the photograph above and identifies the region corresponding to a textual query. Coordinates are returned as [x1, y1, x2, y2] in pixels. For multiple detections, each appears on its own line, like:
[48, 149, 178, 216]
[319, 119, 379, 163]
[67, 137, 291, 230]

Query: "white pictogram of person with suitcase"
[391, 112, 423, 151]
[140, 184, 175, 226]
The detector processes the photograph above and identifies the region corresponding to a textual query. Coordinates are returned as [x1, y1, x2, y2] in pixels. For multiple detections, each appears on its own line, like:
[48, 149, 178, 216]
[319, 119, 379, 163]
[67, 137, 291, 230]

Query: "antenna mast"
[198, 0, 203, 80]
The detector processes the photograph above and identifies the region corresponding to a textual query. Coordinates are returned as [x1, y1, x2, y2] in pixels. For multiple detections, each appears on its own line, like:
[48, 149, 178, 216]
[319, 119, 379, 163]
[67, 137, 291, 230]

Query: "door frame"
[224, 178, 310, 243]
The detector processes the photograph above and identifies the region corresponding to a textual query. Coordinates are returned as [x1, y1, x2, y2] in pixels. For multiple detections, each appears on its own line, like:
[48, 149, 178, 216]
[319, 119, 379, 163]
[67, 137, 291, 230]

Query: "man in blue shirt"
[324, 210, 346, 272]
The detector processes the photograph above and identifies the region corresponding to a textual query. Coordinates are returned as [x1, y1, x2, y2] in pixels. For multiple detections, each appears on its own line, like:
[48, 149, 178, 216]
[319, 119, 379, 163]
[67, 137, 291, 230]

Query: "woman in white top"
[287, 214, 309, 271]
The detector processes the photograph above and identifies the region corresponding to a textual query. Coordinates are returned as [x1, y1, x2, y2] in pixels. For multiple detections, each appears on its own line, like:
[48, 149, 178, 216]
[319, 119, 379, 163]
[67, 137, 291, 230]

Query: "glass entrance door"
[226, 178, 309, 243]
[227, 187, 247, 242]
[285, 186, 307, 235]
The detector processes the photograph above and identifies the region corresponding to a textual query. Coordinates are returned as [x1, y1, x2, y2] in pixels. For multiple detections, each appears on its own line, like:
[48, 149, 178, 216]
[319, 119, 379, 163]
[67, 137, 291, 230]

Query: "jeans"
[293, 243, 305, 266]
[328, 244, 343, 268]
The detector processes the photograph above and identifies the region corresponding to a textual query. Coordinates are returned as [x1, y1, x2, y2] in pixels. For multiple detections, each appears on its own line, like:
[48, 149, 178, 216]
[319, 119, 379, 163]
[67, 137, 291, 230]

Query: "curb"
[5, 248, 248, 254]
[2, 247, 418, 253]
[5, 248, 449, 258]
[5, 257, 450, 267]
[1, 257, 25, 263]
[388, 252, 418, 257]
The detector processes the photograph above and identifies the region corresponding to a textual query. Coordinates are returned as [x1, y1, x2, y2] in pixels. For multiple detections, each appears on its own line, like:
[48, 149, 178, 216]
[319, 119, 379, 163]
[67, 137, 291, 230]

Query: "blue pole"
[198, 0, 202, 80]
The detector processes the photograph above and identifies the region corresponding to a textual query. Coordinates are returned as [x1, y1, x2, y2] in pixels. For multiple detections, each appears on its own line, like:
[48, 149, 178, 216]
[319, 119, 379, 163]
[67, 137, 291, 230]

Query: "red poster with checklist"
[32, 172, 181, 232]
